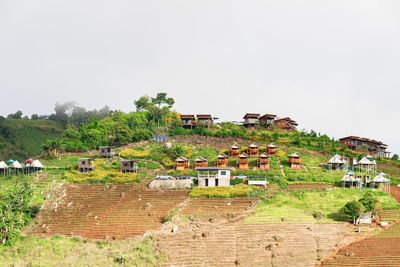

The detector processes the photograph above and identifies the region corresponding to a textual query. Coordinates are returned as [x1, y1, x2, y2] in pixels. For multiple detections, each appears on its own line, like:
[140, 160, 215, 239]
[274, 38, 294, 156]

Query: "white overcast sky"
[0, 1, 399, 155]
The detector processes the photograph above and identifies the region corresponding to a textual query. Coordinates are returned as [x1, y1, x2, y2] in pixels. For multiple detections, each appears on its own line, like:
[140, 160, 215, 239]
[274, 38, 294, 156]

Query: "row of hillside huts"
[179, 113, 298, 130]
[78, 158, 138, 173]
[175, 143, 302, 171]
[0, 159, 44, 175]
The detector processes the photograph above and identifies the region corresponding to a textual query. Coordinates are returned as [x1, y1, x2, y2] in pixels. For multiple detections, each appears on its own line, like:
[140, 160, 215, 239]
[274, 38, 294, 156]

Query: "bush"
[343, 200, 364, 221]
[312, 211, 323, 220]
[359, 191, 378, 212]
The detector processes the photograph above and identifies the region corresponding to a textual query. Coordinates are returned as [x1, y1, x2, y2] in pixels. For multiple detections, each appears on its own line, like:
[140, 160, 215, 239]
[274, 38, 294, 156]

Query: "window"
[220, 171, 226, 175]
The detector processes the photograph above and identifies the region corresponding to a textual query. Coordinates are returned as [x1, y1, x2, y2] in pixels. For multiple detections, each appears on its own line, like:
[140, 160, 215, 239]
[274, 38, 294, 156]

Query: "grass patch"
[244, 188, 399, 224]
[0, 235, 164, 266]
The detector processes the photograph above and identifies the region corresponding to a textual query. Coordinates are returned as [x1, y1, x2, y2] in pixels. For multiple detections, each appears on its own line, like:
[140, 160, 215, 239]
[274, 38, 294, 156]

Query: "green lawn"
[244, 188, 400, 224]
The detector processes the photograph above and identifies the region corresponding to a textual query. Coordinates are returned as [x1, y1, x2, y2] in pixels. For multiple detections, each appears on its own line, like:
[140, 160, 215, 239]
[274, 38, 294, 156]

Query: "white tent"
[355, 157, 377, 174]
[341, 173, 362, 189]
[0, 161, 8, 169]
[32, 160, 44, 168]
[11, 161, 22, 168]
[372, 173, 390, 193]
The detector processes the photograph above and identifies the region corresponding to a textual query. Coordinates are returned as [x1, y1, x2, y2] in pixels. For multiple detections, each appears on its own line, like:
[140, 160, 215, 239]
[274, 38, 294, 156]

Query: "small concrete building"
[78, 158, 95, 173]
[121, 160, 137, 173]
[196, 167, 232, 187]
[99, 146, 115, 158]
[356, 212, 373, 224]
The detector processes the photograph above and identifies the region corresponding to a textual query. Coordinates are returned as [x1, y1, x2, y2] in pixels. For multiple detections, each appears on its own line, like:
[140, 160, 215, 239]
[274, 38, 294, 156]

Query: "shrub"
[359, 191, 378, 212]
[343, 200, 364, 221]
[312, 211, 323, 220]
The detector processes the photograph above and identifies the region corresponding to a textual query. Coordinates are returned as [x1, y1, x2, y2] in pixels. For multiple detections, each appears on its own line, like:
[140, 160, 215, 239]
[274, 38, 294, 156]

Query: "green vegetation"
[0, 178, 34, 245]
[0, 235, 164, 266]
[245, 188, 399, 224]
[190, 185, 256, 198]
[0, 118, 64, 161]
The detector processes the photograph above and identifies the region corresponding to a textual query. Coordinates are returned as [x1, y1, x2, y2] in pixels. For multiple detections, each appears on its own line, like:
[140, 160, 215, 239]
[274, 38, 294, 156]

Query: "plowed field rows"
[180, 197, 255, 217]
[321, 184, 400, 266]
[156, 223, 354, 267]
[31, 184, 189, 239]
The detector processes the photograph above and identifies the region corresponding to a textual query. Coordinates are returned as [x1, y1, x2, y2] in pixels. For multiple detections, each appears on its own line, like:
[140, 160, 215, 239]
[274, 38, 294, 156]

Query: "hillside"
[0, 118, 64, 161]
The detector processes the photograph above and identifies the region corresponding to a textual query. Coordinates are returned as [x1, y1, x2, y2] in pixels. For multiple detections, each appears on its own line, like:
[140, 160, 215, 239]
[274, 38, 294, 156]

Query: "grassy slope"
[0, 235, 164, 266]
[245, 188, 400, 224]
[0, 119, 64, 161]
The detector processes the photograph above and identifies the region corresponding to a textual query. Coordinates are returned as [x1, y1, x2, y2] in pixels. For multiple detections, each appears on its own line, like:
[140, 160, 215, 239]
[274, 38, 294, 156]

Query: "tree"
[31, 114, 39, 120]
[343, 200, 364, 224]
[392, 154, 399, 161]
[134, 96, 151, 111]
[7, 111, 23, 119]
[359, 191, 377, 212]
[151, 93, 175, 108]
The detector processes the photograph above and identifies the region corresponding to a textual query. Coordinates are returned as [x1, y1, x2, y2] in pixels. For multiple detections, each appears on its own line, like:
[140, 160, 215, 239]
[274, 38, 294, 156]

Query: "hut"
[288, 153, 302, 170]
[175, 156, 190, 170]
[274, 117, 298, 130]
[327, 154, 346, 170]
[249, 143, 259, 157]
[121, 160, 137, 173]
[78, 158, 95, 173]
[196, 167, 232, 187]
[10, 161, 23, 174]
[197, 114, 212, 129]
[356, 212, 373, 224]
[99, 146, 115, 158]
[216, 154, 229, 167]
[258, 153, 270, 170]
[230, 143, 240, 158]
[372, 173, 390, 192]
[238, 153, 249, 170]
[0, 161, 8, 175]
[355, 157, 377, 174]
[195, 157, 208, 168]
[341, 172, 362, 189]
[267, 143, 278, 155]
[180, 115, 196, 129]
[27, 159, 44, 173]
[243, 113, 260, 129]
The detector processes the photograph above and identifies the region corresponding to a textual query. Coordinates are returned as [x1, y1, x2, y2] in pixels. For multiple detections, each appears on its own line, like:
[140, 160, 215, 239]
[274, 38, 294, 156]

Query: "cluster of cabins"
[175, 143, 302, 171]
[78, 146, 138, 173]
[339, 136, 391, 158]
[179, 113, 298, 130]
[0, 159, 44, 175]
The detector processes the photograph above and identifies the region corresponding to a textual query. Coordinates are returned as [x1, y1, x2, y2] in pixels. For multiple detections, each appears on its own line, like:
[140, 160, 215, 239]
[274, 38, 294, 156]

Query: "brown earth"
[155, 221, 356, 267]
[30, 184, 189, 240]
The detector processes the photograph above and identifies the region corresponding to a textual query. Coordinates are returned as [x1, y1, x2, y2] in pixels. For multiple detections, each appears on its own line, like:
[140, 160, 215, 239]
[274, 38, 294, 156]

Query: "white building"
[196, 167, 233, 187]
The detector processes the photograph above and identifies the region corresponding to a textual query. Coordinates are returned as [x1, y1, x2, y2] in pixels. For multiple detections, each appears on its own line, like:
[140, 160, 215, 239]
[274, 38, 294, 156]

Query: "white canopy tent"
[341, 172, 362, 189]
[372, 173, 390, 193]
[327, 155, 347, 170]
[355, 157, 377, 174]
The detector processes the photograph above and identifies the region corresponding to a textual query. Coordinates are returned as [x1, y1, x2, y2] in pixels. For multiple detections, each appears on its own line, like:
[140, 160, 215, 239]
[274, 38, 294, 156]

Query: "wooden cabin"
[195, 157, 208, 168]
[248, 143, 259, 157]
[339, 136, 391, 158]
[238, 153, 249, 170]
[197, 114, 212, 129]
[274, 117, 298, 130]
[216, 154, 229, 167]
[121, 160, 137, 173]
[258, 153, 270, 170]
[230, 143, 240, 158]
[175, 156, 190, 170]
[267, 143, 278, 155]
[78, 158, 95, 173]
[288, 153, 302, 170]
[180, 114, 196, 129]
[259, 114, 277, 128]
[99, 146, 115, 158]
[243, 113, 260, 129]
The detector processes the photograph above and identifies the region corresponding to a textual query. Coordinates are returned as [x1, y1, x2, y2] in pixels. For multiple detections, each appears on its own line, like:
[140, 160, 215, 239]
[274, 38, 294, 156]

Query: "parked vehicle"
[156, 175, 174, 180]
[233, 174, 247, 179]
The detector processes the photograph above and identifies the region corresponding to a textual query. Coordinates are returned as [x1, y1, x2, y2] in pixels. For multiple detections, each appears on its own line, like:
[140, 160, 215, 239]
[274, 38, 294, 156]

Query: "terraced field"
[180, 197, 256, 217]
[321, 185, 400, 266]
[156, 223, 355, 267]
[31, 184, 189, 239]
